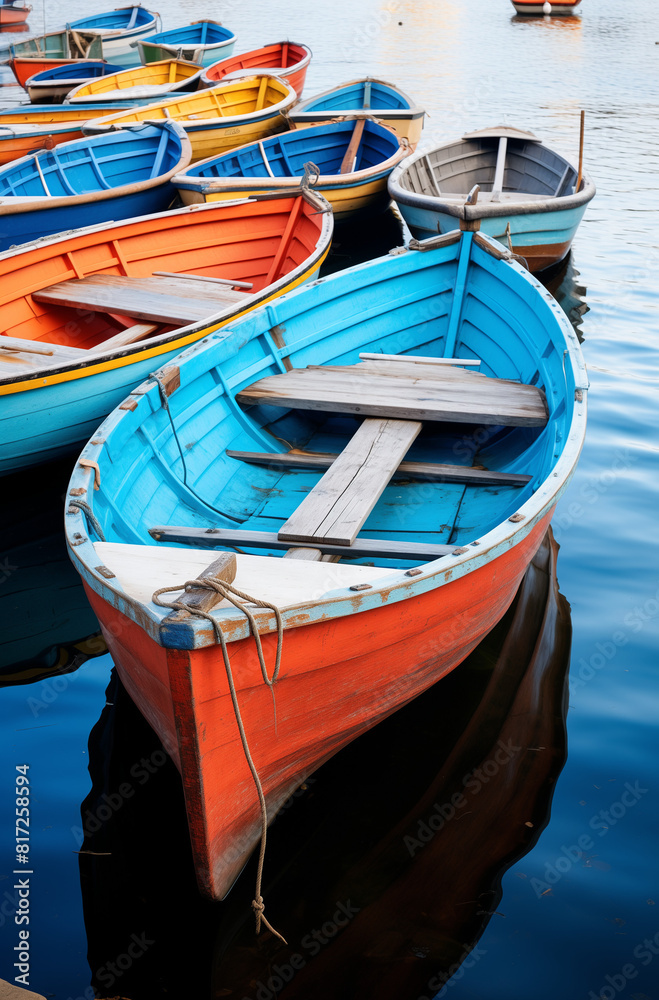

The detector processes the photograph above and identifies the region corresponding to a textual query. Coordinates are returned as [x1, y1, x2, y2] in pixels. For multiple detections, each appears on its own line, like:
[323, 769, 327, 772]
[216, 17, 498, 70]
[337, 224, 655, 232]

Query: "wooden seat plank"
[236, 364, 548, 427]
[149, 525, 454, 560]
[33, 274, 251, 326]
[278, 417, 422, 547]
[225, 449, 532, 487]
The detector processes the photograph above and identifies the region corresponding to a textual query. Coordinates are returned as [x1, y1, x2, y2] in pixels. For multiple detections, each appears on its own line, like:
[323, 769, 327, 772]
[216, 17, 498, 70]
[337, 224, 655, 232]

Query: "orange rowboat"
[200, 41, 312, 97]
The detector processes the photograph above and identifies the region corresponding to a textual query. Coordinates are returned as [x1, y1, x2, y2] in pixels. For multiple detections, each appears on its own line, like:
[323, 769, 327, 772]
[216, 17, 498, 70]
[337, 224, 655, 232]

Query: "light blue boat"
[0, 120, 191, 252]
[287, 76, 426, 148]
[67, 6, 160, 68]
[136, 20, 236, 68]
[388, 125, 596, 273]
[63, 228, 587, 902]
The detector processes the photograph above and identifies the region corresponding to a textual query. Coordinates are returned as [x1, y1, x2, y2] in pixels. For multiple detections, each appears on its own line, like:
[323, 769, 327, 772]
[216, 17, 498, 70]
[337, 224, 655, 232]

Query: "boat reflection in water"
[0, 457, 104, 685]
[541, 250, 589, 342]
[78, 527, 571, 999]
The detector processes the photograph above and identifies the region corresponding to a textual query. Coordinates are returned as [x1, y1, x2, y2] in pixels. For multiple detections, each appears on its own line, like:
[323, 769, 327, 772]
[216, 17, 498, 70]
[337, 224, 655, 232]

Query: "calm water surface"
[1, 1, 658, 997]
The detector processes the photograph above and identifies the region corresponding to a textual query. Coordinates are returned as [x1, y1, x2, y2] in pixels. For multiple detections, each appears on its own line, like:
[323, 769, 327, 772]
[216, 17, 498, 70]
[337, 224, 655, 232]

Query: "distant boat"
[83, 74, 298, 162]
[136, 20, 236, 68]
[174, 118, 411, 220]
[201, 40, 312, 97]
[0, 120, 191, 251]
[24, 60, 125, 103]
[0, 1, 31, 27]
[66, 6, 160, 67]
[288, 77, 426, 149]
[0, 190, 332, 474]
[8, 29, 105, 88]
[511, 0, 582, 13]
[388, 125, 595, 272]
[66, 58, 203, 104]
[64, 226, 587, 902]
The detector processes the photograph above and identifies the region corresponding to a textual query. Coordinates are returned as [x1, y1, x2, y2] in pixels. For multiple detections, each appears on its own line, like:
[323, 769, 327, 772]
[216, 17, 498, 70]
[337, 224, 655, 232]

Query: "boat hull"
[201, 41, 312, 98]
[82, 509, 552, 899]
[511, 0, 581, 12]
[395, 201, 588, 271]
[0, 3, 31, 25]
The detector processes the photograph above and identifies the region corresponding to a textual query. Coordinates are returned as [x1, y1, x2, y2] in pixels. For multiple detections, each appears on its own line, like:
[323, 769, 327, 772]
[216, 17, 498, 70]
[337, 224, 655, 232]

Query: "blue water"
[1, 0, 658, 997]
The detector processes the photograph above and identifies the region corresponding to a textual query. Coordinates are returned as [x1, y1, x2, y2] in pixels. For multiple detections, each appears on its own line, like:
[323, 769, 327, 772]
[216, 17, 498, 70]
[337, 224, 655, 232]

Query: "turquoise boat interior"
[299, 79, 413, 112]
[181, 121, 401, 181]
[77, 232, 585, 573]
[68, 6, 155, 31]
[144, 21, 235, 46]
[0, 122, 185, 198]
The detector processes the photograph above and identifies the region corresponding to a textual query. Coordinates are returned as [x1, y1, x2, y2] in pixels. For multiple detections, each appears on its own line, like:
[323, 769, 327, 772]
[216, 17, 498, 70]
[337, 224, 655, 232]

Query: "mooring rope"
[67, 498, 106, 542]
[152, 576, 287, 944]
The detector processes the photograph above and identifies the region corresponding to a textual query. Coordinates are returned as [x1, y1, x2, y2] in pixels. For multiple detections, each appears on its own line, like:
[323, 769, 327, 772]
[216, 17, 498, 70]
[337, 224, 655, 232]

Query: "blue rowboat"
[63, 226, 587, 903]
[0, 120, 192, 252]
[67, 6, 160, 68]
[0, 190, 332, 475]
[287, 77, 426, 149]
[136, 21, 236, 68]
[388, 125, 596, 273]
[173, 118, 411, 220]
[25, 61, 126, 103]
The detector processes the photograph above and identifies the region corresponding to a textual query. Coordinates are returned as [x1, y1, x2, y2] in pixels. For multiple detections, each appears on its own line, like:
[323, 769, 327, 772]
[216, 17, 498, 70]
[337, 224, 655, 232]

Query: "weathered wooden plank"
[278, 418, 422, 546]
[88, 323, 160, 354]
[163, 552, 237, 623]
[358, 352, 481, 367]
[149, 526, 454, 560]
[0, 335, 87, 358]
[340, 117, 366, 174]
[236, 366, 548, 427]
[225, 449, 532, 486]
[33, 274, 250, 325]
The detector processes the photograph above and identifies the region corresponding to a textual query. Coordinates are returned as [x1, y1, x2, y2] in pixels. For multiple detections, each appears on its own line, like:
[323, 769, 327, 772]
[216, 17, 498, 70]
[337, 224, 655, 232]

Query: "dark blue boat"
[25, 61, 125, 102]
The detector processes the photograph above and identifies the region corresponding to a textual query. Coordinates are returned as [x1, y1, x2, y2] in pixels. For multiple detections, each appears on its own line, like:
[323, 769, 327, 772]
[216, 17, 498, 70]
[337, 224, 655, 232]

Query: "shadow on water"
[0, 456, 105, 683]
[539, 251, 590, 342]
[77, 528, 571, 1000]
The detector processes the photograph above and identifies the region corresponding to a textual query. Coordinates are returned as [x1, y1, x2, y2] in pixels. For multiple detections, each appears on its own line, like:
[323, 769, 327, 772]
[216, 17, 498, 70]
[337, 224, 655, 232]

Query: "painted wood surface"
[136, 20, 236, 68]
[201, 41, 311, 97]
[66, 58, 203, 104]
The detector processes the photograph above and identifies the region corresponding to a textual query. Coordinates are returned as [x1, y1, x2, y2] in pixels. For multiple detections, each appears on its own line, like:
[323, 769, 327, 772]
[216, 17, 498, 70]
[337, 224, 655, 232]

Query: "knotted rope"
[152, 576, 287, 944]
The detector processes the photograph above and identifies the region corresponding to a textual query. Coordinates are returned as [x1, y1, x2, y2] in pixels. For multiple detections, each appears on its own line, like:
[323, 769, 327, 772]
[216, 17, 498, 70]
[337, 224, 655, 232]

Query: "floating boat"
[0, 1, 31, 27]
[0, 102, 135, 124]
[24, 60, 125, 103]
[0, 189, 332, 474]
[388, 125, 595, 272]
[174, 118, 411, 220]
[64, 225, 587, 903]
[511, 0, 581, 13]
[0, 120, 191, 251]
[66, 6, 160, 68]
[136, 20, 236, 68]
[0, 109, 135, 166]
[8, 30, 105, 88]
[84, 74, 297, 162]
[65, 57, 203, 104]
[201, 40, 312, 97]
[287, 77, 426, 149]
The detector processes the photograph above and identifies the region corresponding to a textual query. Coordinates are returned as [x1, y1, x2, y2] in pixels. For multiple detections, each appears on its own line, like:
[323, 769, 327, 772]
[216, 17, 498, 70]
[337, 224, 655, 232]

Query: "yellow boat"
[83, 74, 298, 162]
[66, 59, 204, 105]
[0, 103, 135, 164]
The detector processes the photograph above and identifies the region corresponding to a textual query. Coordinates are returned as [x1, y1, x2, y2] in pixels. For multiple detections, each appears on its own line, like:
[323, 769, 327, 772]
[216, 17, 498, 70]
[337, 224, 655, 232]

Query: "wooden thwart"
[278, 417, 422, 546]
[33, 273, 251, 326]
[237, 363, 548, 427]
[226, 448, 532, 487]
[149, 526, 454, 560]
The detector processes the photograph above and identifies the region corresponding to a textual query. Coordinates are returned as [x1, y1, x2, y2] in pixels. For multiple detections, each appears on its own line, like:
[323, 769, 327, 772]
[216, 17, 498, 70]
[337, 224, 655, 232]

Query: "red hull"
[84, 510, 552, 899]
[0, 5, 30, 26]
[10, 57, 80, 88]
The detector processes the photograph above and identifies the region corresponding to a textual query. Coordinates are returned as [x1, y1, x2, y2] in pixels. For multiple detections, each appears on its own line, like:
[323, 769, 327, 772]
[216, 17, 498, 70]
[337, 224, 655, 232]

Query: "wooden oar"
[340, 117, 366, 174]
[575, 109, 585, 193]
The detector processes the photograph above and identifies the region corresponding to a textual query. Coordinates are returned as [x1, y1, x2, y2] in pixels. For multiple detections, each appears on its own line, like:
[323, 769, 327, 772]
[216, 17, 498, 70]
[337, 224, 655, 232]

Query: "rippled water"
[1, 0, 658, 997]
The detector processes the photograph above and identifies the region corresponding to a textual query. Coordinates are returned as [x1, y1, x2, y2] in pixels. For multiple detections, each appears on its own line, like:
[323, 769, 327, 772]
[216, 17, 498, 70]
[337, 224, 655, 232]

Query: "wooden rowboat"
[388, 125, 595, 272]
[64, 226, 587, 906]
[0, 106, 134, 165]
[65, 58, 203, 104]
[0, 1, 31, 26]
[0, 102, 135, 124]
[83, 74, 297, 162]
[511, 0, 581, 13]
[65, 6, 161, 68]
[0, 190, 332, 474]
[0, 120, 191, 251]
[25, 61, 125, 103]
[136, 20, 236, 68]
[8, 30, 105, 88]
[173, 118, 411, 220]
[200, 41, 312, 98]
[287, 77, 426, 150]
